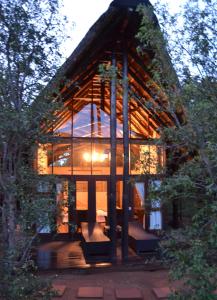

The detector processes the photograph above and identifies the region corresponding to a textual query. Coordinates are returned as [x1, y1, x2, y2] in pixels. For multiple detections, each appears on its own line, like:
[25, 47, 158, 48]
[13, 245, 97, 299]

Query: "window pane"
[150, 212, 162, 230]
[149, 180, 162, 230]
[96, 181, 107, 223]
[116, 99, 123, 138]
[133, 182, 146, 228]
[56, 181, 69, 233]
[92, 101, 110, 137]
[92, 143, 110, 175]
[116, 144, 123, 175]
[53, 144, 72, 175]
[76, 181, 88, 210]
[53, 115, 72, 137]
[73, 103, 91, 137]
[73, 141, 91, 175]
[129, 99, 149, 139]
[37, 144, 52, 175]
[130, 144, 165, 174]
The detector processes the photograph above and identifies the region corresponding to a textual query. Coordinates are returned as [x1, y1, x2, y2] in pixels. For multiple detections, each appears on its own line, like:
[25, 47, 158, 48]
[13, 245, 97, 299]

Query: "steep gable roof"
[44, 0, 183, 136]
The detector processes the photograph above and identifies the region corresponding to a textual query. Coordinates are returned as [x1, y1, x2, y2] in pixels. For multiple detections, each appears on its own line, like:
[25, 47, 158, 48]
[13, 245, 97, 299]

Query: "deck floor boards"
[34, 238, 154, 270]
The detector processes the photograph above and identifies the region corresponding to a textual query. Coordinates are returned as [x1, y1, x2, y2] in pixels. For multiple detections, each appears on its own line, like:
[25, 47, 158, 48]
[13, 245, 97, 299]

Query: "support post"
[109, 51, 117, 261]
[122, 47, 129, 261]
[88, 178, 96, 222]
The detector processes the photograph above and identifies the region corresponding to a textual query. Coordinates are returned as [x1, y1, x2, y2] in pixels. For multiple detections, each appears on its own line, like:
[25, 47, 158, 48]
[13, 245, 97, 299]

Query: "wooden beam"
[109, 51, 117, 261]
[128, 66, 175, 126]
[122, 46, 129, 261]
[128, 71, 169, 127]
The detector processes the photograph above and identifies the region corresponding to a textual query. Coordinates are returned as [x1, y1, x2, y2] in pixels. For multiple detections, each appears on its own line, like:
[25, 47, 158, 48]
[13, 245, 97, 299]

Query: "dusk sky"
[60, 0, 185, 58]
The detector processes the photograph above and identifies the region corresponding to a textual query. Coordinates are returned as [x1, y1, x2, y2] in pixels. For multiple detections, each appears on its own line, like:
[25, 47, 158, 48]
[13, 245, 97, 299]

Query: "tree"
[137, 0, 217, 298]
[0, 0, 68, 298]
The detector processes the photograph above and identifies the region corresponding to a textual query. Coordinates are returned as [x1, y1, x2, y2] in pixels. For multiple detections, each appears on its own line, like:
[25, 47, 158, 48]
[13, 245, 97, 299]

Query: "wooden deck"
[33, 238, 156, 270]
[35, 240, 87, 270]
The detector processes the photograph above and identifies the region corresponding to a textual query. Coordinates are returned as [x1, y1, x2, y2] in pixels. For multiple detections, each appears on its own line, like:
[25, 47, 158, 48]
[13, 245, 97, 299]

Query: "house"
[36, 0, 182, 261]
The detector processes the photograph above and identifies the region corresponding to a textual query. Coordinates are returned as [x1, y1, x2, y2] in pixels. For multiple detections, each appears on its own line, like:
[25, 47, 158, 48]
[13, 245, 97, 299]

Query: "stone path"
[41, 270, 180, 300]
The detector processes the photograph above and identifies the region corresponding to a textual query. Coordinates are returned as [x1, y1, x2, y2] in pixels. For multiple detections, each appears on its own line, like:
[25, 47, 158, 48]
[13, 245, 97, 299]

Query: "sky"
[60, 0, 185, 59]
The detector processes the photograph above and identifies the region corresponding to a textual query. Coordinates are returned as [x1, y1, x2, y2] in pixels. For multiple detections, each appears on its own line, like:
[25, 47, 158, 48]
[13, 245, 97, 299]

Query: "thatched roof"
[44, 0, 184, 136]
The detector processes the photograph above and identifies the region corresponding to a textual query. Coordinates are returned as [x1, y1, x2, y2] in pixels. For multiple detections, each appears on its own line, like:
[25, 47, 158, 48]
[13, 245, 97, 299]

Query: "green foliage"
[98, 63, 118, 81]
[0, 0, 68, 298]
[137, 0, 217, 298]
[1, 261, 55, 300]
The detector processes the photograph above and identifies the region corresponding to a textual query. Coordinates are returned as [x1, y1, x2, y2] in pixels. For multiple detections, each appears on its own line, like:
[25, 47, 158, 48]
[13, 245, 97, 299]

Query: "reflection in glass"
[133, 182, 146, 228]
[134, 183, 145, 208]
[53, 115, 72, 137]
[92, 101, 110, 137]
[53, 144, 72, 175]
[116, 99, 123, 138]
[76, 181, 88, 210]
[37, 143, 52, 175]
[56, 181, 69, 233]
[72, 99, 125, 138]
[150, 212, 162, 230]
[130, 144, 165, 174]
[149, 180, 162, 230]
[73, 103, 91, 137]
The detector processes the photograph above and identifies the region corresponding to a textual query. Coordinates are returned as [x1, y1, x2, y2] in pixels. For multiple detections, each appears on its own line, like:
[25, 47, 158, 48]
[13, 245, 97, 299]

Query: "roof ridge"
[110, 0, 151, 8]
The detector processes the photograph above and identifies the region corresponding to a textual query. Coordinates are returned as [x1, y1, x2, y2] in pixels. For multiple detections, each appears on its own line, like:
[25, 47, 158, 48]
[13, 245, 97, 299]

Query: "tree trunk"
[2, 192, 17, 271]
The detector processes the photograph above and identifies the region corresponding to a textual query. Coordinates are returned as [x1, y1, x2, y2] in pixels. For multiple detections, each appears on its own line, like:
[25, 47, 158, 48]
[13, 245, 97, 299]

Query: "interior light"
[83, 152, 108, 162]
[83, 152, 91, 162]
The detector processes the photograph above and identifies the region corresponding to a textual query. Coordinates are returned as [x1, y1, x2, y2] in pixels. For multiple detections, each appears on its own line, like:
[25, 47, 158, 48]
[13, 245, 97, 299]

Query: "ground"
[40, 269, 180, 300]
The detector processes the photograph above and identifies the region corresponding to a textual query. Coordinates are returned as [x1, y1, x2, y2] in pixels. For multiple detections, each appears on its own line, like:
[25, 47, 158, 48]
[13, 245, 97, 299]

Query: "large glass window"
[130, 144, 165, 175]
[36, 81, 165, 176]
[37, 143, 72, 175]
[37, 143, 165, 175]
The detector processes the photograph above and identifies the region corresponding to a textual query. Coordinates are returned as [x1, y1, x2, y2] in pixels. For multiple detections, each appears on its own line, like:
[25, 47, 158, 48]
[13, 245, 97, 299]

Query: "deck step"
[77, 286, 103, 298]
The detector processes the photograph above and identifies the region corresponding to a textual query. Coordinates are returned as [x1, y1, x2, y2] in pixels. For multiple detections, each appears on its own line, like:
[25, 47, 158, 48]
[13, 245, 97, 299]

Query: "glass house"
[36, 0, 182, 260]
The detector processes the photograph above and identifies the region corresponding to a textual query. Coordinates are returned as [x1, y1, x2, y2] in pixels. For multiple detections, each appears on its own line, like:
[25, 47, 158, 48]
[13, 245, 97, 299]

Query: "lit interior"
[37, 143, 164, 175]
